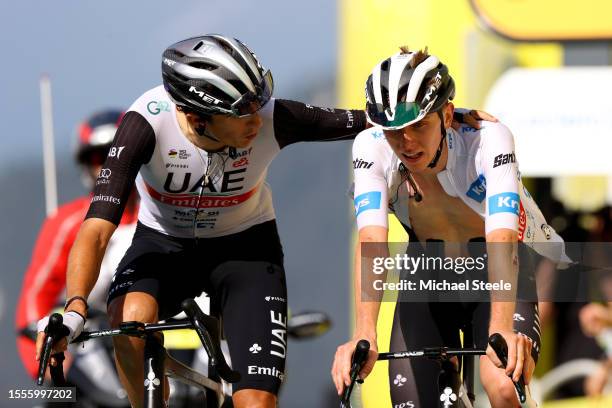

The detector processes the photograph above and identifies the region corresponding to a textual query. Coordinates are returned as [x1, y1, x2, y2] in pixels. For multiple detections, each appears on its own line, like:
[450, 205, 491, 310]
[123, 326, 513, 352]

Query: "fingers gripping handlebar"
[340, 339, 370, 408]
[488, 333, 534, 407]
[37, 313, 69, 386]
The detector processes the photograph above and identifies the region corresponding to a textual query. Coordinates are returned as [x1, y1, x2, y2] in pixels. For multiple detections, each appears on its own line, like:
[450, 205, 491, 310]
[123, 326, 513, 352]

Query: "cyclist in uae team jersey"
[332, 48, 570, 407]
[33, 34, 372, 408]
[34, 35, 487, 407]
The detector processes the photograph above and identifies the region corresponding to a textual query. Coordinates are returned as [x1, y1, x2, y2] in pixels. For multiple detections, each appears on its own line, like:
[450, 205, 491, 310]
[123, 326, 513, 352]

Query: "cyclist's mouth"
[402, 151, 423, 163]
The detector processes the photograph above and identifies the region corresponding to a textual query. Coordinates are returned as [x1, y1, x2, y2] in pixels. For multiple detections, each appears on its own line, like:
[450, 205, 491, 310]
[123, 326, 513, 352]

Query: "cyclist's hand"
[487, 330, 534, 384]
[331, 336, 378, 395]
[579, 303, 610, 337]
[451, 109, 498, 130]
[584, 359, 612, 397]
[35, 312, 85, 365]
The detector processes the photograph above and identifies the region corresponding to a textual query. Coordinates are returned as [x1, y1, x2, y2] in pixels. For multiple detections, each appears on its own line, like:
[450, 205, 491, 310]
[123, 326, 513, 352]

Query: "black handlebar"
[488, 333, 527, 404]
[340, 334, 530, 407]
[181, 299, 241, 383]
[340, 339, 370, 408]
[37, 313, 68, 386]
[37, 299, 241, 388]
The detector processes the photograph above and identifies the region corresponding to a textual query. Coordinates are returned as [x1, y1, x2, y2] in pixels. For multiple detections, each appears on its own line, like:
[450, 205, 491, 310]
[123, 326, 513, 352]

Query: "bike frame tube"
[165, 354, 224, 405]
[144, 335, 166, 408]
[462, 326, 476, 406]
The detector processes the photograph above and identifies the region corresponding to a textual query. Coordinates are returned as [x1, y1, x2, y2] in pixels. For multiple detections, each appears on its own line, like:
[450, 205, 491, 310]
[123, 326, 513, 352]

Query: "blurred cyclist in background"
[579, 208, 612, 396]
[16, 109, 137, 406]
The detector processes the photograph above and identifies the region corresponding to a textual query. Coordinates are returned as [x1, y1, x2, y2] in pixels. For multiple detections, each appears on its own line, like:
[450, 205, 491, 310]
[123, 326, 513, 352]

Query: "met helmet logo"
[423, 72, 442, 104]
[188, 86, 222, 105]
[163, 58, 176, 67]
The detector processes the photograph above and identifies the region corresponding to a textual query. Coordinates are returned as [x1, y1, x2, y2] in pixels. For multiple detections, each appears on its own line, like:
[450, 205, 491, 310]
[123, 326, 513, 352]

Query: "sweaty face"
[383, 112, 444, 172]
[203, 113, 263, 148]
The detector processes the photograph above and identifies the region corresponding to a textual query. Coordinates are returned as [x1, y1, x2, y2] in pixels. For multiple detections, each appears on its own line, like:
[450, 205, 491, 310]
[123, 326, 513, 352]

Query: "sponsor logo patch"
[147, 100, 171, 115]
[493, 152, 516, 168]
[354, 191, 382, 216]
[488, 192, 520, 216]
[518, 201, 526, 241]
[466, 175, 487, 203]
[353, 157, 374, 169]
[247, 365, 284, 381]
[91, 194, 121, 205]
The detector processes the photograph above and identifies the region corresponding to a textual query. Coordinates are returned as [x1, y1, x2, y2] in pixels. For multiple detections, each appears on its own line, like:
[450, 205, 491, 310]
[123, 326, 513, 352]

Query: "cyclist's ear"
[442, 102, 454, 129]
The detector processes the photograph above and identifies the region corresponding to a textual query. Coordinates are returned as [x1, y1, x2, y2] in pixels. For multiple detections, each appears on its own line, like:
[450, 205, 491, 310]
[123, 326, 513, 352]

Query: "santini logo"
[493, 152, 516, 168]
[353, 157, 374, 169]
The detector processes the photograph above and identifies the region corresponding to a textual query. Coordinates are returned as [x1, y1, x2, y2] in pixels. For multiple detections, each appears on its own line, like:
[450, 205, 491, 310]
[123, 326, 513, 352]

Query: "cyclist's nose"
[248, 113, 263, 128]
[400, 129, 418, 150]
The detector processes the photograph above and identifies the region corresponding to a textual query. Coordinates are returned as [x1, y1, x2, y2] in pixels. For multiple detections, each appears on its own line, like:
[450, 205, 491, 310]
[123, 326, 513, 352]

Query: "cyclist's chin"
[402, 158, 429, 173]
[234, 134, 257, 148]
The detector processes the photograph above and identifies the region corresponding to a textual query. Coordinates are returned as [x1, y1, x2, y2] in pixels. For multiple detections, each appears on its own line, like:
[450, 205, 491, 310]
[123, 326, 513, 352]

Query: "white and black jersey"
[86, 85, 365, 238]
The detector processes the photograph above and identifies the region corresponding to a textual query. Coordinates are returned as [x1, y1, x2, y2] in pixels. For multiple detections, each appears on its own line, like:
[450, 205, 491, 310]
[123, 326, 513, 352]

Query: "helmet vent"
[193, 41, 204, 51]
[190, 62, 216, 71]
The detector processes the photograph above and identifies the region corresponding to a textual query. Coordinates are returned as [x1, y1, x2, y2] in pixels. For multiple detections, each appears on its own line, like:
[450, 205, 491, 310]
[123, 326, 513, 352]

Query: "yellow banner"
[471, 0, 612, 41]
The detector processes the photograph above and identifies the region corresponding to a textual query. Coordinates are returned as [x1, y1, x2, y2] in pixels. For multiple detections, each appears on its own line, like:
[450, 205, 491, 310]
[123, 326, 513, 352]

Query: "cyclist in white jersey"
[332, 47, 569, 407]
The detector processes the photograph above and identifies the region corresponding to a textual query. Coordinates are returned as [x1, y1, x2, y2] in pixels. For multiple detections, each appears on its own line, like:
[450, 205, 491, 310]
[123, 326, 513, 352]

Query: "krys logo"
[466, 175, 486, 203]
[488, 192, 520, 216]
[354, 191, 381, 216]
[147, 100, 171, 115]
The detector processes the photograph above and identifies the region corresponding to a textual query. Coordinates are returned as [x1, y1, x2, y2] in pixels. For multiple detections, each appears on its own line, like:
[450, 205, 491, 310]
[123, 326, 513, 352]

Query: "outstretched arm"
[273, 99, 367, 148]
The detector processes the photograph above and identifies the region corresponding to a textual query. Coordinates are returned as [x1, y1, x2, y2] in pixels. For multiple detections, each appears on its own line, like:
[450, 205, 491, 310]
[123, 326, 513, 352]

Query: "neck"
[176, 110, 226, 152]
[413, 137, 449, 182]
[435, 136, 449, 171]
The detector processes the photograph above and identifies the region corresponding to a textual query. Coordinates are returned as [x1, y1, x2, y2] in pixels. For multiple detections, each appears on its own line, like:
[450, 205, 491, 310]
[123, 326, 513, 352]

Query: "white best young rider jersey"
[130, 86, 278, 237]
[351, 122, 571, 264]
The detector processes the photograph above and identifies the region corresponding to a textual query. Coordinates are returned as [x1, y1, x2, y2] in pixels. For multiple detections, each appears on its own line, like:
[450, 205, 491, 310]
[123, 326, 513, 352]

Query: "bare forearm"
[65, 219, 115, 315]
[487, 229, 518, 332]
[354, 247, 384, 337]
[354, 233, 389, 339]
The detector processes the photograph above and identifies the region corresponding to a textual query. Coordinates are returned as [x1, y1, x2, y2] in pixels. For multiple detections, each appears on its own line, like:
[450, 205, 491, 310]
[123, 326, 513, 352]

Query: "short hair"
[399, 45, 430, 69]
[176, 105, 213, 122]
